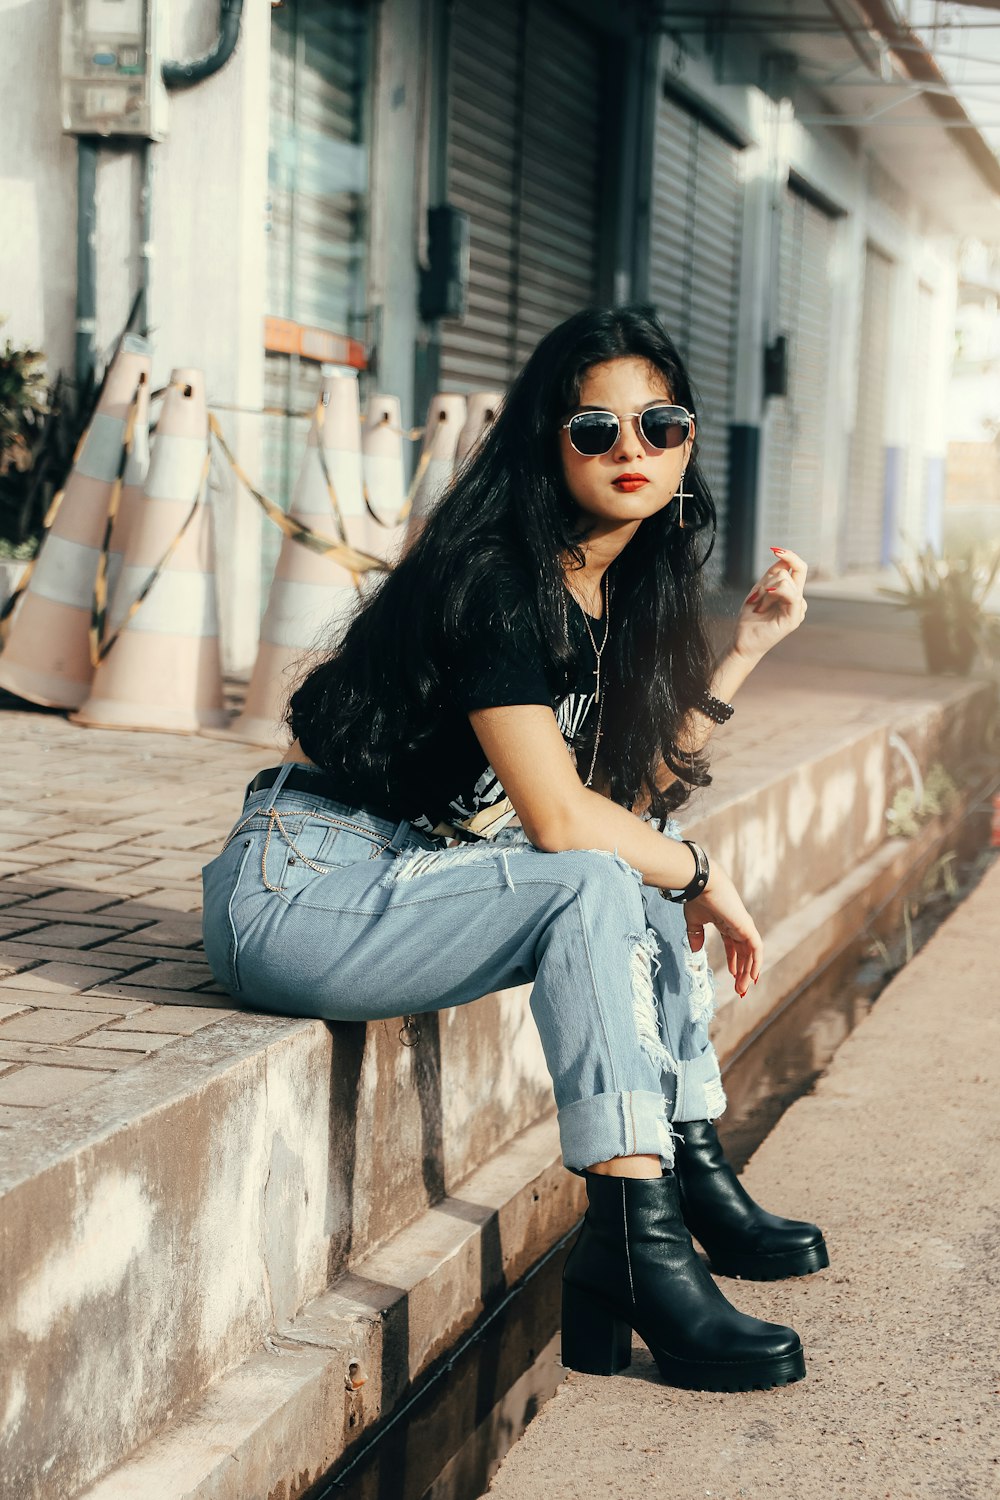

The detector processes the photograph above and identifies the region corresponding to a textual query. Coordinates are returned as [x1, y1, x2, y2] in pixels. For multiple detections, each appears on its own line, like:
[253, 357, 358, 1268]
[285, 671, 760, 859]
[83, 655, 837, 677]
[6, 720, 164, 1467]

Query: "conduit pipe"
[162, 0, 245, 90]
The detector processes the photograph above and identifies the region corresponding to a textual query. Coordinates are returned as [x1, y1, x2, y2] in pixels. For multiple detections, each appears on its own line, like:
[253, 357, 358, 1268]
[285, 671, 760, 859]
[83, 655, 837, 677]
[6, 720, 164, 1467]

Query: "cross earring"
[674, 467, 691, 528]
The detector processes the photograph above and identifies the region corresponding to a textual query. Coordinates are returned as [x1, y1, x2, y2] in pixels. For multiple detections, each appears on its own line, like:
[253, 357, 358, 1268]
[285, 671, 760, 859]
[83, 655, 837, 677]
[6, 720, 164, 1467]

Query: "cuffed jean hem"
[557, 1089, 678, 1172]
[672, 1049, 728, 1123]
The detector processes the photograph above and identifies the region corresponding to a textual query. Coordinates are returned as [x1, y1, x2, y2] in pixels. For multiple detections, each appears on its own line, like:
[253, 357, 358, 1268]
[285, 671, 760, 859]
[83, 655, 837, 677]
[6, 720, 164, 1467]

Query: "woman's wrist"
[660, 839, 710, 903]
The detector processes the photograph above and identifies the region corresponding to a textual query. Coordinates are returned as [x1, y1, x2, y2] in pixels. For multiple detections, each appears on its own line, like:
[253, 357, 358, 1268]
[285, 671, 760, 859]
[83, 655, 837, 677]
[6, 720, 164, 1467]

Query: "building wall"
[1, 1, 971, 671]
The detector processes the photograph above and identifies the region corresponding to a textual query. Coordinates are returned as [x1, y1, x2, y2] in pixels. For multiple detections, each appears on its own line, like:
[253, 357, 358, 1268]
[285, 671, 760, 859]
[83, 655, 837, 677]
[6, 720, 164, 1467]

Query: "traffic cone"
[0, 335, 151, 708]
[214, 372, 371, 749]
[361, 393, 407, 575]
[72, 369, 227, 734]
[405, 393, 467, 540]
[455, 391, 501, 466]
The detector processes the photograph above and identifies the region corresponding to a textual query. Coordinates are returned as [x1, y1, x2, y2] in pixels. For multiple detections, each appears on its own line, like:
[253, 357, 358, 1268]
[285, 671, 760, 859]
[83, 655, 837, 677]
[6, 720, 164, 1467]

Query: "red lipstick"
[613, 473, 648, 491]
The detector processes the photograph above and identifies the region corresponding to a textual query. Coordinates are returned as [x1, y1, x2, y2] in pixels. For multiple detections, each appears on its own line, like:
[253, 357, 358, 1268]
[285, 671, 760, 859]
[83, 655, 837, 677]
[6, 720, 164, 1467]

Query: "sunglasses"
[560, 403, 694, 457]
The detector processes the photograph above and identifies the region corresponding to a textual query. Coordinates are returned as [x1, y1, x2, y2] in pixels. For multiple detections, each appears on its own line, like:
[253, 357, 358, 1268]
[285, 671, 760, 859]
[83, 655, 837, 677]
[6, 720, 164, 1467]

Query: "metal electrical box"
[61, 0, 167, 139]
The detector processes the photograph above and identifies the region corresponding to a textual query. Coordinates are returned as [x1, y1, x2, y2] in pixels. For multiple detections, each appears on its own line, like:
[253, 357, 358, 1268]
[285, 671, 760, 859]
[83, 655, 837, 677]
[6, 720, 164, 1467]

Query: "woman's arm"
[636, 547, 811, 807]
[470, 703, 762, 995]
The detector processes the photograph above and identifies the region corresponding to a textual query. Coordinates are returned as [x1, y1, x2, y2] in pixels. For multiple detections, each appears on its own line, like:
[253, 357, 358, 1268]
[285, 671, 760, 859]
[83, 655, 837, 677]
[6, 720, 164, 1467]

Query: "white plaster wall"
[0, 0, 78, 368]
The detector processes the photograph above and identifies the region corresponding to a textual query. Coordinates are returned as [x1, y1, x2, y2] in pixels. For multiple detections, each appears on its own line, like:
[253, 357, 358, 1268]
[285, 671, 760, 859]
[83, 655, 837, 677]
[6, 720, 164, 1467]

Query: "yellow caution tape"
[208, 414, 389, 575]
[88, 375, 148, 665]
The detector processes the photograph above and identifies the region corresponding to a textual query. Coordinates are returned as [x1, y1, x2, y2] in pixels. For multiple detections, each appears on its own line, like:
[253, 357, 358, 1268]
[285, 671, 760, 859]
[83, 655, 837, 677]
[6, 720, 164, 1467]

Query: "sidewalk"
[489, 853, 1000, 1500]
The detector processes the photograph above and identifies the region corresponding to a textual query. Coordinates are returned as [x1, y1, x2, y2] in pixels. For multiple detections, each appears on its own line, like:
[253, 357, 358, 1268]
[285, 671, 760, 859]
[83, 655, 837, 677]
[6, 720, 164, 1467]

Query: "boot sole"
[706, 1239, 830, 1282]
[561, 1286, 807, 1392]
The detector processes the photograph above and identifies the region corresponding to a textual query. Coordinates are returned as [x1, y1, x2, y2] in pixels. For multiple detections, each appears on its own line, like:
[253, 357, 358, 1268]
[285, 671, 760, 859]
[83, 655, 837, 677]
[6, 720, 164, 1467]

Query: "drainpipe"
[75, 138, 99, 396]
[161, 0, 245, 90]
[74, 0, 246, 392]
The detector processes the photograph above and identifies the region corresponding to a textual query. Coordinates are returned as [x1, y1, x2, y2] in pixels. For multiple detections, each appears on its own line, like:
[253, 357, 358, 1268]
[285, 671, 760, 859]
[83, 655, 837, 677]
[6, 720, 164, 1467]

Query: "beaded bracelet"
[696, 690, 734, 724]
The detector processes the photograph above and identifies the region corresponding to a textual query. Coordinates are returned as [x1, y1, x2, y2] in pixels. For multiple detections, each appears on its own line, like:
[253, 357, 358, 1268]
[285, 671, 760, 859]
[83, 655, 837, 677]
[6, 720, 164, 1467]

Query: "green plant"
[878, 541, 1000, 675]
[0, 324, 48, 481]
[886, 761, 959, 838]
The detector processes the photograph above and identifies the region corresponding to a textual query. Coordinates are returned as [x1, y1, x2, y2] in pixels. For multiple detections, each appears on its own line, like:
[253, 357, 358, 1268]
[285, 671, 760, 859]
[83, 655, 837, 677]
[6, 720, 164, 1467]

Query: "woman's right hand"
[683, 862, 761, 999]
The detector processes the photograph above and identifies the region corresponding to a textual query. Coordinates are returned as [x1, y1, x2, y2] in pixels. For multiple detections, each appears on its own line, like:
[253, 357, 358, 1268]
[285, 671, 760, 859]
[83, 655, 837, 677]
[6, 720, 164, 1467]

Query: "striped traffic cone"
[405, 393, 467, 541]
[456, 391, 501, 466]
[215, 372, 370, 749]
[72, 369, 227, 734]
[0, 335, 151, 708]
[361, 393, 407, 575]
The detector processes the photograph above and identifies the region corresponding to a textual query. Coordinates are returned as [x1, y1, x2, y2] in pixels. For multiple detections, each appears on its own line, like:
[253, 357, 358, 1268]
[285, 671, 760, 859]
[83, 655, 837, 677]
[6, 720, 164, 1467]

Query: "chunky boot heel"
[561, 1169, 806, 1394]
[561, 1282, 632, 1375]
[674, 1120, 829, 1281]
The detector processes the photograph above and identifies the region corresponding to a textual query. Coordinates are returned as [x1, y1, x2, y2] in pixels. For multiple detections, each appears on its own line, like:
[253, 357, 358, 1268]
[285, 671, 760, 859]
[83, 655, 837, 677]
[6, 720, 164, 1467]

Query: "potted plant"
[878, 541, 1000, 676]
[0, 322, 50, 547]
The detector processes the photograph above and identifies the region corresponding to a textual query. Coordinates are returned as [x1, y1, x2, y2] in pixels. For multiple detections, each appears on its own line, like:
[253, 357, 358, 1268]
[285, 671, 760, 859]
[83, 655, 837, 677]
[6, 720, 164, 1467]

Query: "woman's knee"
[544, 845, 646, 902]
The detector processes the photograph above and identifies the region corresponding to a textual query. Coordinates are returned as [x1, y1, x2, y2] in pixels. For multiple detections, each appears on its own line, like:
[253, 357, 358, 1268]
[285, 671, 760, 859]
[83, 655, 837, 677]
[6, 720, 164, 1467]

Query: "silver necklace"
[570, 570, 610, 788]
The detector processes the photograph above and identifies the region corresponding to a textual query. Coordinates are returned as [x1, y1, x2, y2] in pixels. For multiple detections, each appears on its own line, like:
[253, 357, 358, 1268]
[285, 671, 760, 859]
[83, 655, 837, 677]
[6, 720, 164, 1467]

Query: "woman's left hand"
[732, 547, 809, 661]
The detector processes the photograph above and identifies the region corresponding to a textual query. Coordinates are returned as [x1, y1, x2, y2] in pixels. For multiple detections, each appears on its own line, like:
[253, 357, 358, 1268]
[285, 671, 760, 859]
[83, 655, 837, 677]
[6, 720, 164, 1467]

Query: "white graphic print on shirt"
[410, 688, 596, 836]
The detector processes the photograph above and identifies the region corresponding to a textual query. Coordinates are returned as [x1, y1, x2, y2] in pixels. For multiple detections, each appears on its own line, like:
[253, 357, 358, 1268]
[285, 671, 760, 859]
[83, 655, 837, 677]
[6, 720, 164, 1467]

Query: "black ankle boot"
[674, 1119, 829, 1281]
[561, 1169, 806, 1392]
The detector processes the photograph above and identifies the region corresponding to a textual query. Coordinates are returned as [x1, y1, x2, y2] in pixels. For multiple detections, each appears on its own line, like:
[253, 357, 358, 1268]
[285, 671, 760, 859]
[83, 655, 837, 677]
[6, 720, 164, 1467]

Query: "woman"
[202, 305, 826, 1394]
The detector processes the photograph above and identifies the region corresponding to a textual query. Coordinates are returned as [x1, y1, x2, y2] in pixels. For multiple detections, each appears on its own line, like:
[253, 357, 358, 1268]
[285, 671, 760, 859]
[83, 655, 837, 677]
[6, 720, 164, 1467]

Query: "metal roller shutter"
[513, 3, 603, 369]
[761, 183, 836, 567]
[262, 0, 371, 601]
[441, 0, 604, 392]
[649, 93, 743, 573]
[844, 244, 893, 569]
[440, 0, 521, 390]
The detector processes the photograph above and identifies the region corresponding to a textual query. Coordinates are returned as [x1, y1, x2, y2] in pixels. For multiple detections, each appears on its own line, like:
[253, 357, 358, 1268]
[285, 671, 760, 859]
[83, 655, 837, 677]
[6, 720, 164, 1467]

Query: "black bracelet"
[660, 839, 710, 903]
[696, 691, 734, 724]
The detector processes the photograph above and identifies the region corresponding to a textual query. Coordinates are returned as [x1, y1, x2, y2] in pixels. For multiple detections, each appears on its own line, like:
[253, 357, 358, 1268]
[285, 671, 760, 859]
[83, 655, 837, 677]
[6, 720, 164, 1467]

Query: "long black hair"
[287, 305, 718, 821]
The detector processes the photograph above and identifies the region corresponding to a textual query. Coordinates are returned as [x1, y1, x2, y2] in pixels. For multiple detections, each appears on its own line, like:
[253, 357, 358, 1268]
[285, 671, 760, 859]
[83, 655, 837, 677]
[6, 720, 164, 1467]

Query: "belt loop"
[263, 762, 296, 809]
[387, 817, 411, 856]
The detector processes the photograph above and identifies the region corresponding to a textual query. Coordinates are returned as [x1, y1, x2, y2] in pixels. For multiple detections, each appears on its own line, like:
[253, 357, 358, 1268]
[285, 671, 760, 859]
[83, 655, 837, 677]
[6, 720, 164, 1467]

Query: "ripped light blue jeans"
[201, 762, 726, 1172]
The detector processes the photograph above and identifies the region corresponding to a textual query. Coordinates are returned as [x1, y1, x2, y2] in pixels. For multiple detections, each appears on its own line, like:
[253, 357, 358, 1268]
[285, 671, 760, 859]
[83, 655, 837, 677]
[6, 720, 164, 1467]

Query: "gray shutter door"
[441, 0, 604, 392]
[513, 3, 604, 369]
[761, 183, 836, 567]
[262, 0, 371, 599]
[649, 93, 743, 573]
[440, 0, 521, 390]
[844, 244, 893, 570]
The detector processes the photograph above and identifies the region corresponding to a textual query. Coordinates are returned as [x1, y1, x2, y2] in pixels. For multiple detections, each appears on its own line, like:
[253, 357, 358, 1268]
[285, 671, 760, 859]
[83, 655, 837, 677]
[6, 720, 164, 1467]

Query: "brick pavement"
[0, 696, 265, 1124]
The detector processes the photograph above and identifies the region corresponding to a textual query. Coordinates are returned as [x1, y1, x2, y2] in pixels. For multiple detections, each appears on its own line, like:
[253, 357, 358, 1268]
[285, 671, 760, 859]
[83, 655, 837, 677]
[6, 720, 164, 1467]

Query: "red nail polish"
[747, 589, 759, 603]
[771, 547, 785, 554]
[765, 586, 777, 593]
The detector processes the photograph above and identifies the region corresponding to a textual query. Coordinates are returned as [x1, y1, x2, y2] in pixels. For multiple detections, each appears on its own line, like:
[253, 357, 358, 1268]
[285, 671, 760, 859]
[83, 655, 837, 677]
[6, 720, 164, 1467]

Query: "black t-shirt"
[413, 571, 604, 835]
[298, 568, 605, 837]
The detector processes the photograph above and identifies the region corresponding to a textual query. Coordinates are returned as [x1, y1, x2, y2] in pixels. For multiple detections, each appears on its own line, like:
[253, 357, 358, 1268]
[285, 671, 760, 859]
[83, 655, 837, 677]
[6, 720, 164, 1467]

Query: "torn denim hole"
[655, 1094, 680, 1167]
[684, 941, 717, 1028]
[629, 928, 680, 1077]
[704, 1069, 727, 1121]
[383, 840, 519, 891]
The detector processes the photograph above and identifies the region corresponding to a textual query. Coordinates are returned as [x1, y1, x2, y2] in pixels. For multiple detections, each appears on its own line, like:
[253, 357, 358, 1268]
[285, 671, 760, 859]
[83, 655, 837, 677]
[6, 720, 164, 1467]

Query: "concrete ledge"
[74, 1116, 579, 1500]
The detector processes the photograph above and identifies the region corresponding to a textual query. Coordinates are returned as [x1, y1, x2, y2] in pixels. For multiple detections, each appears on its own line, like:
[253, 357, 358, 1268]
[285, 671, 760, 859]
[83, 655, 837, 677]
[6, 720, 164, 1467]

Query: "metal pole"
[75, 137, 99, 395]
